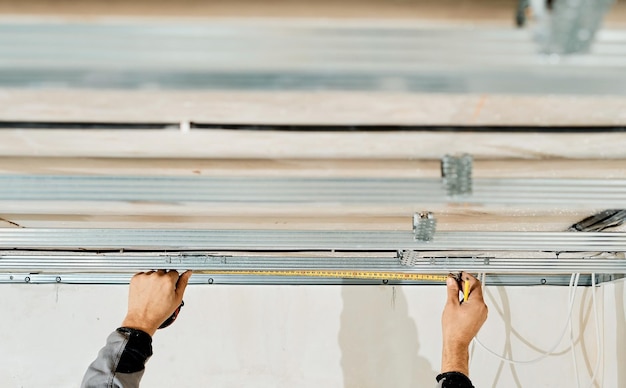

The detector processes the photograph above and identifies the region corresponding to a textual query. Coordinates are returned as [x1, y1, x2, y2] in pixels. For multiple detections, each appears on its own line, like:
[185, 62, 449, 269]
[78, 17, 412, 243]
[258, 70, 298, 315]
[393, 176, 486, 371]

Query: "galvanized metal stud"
[441, 154, 473, 196]
[413, 212, 437, 241]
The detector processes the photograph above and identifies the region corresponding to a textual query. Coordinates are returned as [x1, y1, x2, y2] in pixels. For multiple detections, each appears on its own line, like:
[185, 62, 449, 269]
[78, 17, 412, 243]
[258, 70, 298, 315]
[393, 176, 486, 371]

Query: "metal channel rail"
[3, 229, 626, 251]
[3, 175, 626, 206]
[2, 20, 626, 94]
[0, 228, 624, 286]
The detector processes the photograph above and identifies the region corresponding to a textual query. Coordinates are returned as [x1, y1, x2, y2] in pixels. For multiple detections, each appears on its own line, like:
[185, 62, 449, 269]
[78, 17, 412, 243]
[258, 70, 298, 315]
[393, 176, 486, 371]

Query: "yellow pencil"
[463, 278, 470, 302]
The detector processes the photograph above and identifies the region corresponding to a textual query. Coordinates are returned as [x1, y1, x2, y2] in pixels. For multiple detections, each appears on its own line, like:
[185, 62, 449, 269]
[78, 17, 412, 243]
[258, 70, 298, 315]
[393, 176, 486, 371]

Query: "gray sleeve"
[81, 328, 153, 388]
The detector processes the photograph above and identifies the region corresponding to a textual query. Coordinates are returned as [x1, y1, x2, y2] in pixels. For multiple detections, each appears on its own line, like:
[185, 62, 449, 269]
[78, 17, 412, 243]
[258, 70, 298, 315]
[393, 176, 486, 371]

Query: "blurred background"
[0, 0, 625, 94]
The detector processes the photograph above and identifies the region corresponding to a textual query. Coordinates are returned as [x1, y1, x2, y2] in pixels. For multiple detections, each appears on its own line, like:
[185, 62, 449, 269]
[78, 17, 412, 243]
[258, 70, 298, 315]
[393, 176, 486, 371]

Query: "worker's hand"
[121, 270, 192, 337]
[440, 272, 488, 376]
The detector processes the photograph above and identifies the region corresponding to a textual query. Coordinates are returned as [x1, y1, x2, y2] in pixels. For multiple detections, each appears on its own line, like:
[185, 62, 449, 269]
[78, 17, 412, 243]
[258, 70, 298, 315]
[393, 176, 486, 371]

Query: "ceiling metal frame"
[3, 228, 626, 252]
[0, 272, 598, 287]
[2, 152, 625, 286]
[2, 17, 626, 287]
[1, 228, 624, 286]
[3, 174, 626, 206]
[1, 251, 624, 274]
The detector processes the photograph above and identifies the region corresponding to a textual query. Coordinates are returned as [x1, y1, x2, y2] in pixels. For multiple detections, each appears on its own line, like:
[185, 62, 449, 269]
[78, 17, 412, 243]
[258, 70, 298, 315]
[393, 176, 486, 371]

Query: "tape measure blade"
[194, 270, 447, 282]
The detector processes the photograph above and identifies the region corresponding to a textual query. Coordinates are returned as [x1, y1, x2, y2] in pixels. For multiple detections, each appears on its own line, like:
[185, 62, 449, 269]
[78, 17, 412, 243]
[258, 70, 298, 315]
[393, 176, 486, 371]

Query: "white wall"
[0, 280, 615, 388]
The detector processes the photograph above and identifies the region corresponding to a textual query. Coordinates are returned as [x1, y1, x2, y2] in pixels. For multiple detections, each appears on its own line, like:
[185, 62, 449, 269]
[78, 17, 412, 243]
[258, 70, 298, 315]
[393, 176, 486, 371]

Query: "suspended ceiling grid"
[0, 16, 625, 285]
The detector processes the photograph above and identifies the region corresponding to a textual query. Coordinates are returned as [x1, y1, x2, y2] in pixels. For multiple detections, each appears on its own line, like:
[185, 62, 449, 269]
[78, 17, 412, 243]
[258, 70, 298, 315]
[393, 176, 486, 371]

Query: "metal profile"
[1, 228, 623, 285]
[0, 272, 595, 286]
[0, 251, 618, 286]
[412, 212, 437, 241]
[2, 20, 626, 95]
[441, 154, 473, 196]
[4, 175, 626, 206]
[3, 228, 626, 252]
[0, 251, 624, 274]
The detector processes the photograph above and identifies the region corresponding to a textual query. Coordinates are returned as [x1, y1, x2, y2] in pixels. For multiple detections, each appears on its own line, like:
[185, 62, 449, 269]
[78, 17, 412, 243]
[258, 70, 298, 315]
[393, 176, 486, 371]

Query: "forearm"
[441, 342, 469, 376]
[81, 328, 153, 388]
[437, 343, 473, 387]
[438, 273, 487, 388]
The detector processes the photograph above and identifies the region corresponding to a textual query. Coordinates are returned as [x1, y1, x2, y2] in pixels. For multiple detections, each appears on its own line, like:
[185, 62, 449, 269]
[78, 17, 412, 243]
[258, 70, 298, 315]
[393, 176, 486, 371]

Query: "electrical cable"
[475, 272, 602, 387]
[586, 273, 601, 388]
[570, 273, 581, 388]
[560, 272, 601, 388]
[473, 273, 580, 364]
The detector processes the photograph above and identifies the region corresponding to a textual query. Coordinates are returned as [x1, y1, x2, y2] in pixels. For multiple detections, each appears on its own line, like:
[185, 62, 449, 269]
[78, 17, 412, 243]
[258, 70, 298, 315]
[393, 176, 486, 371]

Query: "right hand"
[440, 272, 488, 375]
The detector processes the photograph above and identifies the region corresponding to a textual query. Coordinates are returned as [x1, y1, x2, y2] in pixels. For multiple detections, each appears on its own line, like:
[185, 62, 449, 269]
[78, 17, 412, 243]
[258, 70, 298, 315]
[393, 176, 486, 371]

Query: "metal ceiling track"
[4, 228, 626, 252]
[2, 153, 625, 285]
[3, 175, 626, 206]
[2, 20, 626, 94]
[1, 228, 624, 286]
[0, 273, 598, 287]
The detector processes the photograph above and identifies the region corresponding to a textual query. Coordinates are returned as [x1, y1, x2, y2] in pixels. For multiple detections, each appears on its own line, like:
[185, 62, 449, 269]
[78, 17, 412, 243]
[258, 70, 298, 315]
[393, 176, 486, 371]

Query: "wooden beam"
[1, 129, 626, 159]
[1, 157, 625, 178]
[2, 90, 625, 126]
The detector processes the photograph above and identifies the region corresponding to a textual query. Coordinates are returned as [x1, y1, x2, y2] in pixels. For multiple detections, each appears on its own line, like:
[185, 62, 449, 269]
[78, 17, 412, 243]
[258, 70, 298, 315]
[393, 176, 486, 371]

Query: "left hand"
[121, 270, 192, 336]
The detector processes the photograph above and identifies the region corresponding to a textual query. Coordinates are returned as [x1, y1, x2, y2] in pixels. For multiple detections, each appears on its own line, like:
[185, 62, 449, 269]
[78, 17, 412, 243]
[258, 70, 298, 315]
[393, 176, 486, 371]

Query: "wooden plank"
[0, 1, 624, 26]
[0, 201, 612, 230]
[0, 1, 547, 22]
[1, 157, 625, 178]
[2, 90, 625, 126]
[1, 129, 626, 159]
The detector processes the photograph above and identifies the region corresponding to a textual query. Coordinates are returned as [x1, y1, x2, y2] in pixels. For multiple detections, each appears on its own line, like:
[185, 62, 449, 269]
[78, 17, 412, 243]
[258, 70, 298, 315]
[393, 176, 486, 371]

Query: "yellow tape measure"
[195, 270, 448, 282]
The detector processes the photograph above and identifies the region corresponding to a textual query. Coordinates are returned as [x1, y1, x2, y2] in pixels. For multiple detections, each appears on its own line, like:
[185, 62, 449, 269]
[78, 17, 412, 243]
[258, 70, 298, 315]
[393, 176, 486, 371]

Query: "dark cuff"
[436, 371, 474, 388]
[115, 327, 154, 373]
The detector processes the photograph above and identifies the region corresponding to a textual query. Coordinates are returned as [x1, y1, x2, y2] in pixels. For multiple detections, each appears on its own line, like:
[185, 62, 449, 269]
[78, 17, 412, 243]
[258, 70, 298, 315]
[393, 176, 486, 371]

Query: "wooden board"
[0, 208, 606, 232]
[2, 91, 625, 126]
[1, 157, 625, 178]
[0, 0, 624, 27]
[2, 129, 626, 159]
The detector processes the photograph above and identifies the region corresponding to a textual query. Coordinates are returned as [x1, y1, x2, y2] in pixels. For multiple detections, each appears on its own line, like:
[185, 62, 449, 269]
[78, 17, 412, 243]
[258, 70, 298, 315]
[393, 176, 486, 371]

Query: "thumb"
[175, 270, 192, 300]
[446, 276, 460, 305]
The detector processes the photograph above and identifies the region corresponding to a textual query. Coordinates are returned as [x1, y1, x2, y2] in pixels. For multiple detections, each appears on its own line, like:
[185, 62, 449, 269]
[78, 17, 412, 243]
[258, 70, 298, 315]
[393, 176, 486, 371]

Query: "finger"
[175, 271, 192, 300]
[165, 271, 182, 292]
[446, 275, 461, 305]
[462, 272, 484, 302]
[129, 272, 144, 286]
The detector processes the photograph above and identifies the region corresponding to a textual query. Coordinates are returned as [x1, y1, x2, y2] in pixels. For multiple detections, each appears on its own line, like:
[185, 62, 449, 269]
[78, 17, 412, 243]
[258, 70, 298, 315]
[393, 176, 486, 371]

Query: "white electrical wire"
[570, 273, 581, 388]
[473, 273, 580, 364]
[586, 273, 601, 388]
[475, 272, 603, 387]
[553, 272, 600, 388]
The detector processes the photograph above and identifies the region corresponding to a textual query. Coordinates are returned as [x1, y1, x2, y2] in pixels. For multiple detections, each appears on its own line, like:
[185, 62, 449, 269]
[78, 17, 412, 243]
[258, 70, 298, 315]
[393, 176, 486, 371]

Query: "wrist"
[441, 342, 469, 376]
[121, 315, 158, 337]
